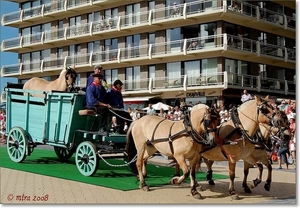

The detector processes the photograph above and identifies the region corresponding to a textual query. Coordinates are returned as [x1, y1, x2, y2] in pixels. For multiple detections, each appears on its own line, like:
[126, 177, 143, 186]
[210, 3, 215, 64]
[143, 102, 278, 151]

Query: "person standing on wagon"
[107, 79, 132, 133]
[86, 64, 109, 90]
[86, 74, 112, 135]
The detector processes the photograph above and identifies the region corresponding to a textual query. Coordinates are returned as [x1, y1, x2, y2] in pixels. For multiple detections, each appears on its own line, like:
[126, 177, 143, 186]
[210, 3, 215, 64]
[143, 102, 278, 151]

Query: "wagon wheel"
[6, 127, 28, 163]
[54, 146, 75, 161]
[75, 141, 99, 176]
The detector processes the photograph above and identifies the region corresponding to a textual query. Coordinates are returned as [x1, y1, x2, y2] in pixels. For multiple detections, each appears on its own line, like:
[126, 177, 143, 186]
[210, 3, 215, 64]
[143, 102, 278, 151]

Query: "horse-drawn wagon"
[4, 84, 128, 176]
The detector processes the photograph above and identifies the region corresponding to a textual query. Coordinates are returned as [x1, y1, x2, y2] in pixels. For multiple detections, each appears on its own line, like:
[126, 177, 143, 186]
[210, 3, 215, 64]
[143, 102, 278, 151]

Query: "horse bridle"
[183, 108, 217, 146]
[230, 101, 278, 144]
[256, 100, 278, 127]
[65, 67, 77, 92]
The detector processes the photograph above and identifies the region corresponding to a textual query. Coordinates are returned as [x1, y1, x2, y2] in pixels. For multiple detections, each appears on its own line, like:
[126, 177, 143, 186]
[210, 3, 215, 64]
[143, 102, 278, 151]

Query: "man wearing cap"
[86, 65, 109, 90]
[86, 73, 112, 135]
[107, 79, 132, 133]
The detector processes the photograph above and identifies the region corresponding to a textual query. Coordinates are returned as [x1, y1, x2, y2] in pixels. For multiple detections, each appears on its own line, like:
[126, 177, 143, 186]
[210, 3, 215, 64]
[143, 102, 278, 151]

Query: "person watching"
[241, 90, 252, 103]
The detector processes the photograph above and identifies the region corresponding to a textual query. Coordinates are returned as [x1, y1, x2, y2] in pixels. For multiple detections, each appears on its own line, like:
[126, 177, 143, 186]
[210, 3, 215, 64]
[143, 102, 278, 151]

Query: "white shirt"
[147, 108, 156, 115]
[241, 93, 252, 102]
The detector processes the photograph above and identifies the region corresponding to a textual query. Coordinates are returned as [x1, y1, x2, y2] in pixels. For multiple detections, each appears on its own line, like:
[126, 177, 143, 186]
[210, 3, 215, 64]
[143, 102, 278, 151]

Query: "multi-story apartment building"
[1, 0, 296, 109]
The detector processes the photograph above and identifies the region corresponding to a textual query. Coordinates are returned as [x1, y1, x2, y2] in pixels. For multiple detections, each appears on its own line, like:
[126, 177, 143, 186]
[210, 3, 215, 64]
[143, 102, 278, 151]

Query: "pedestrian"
[276, 136, 290, 170]
[241, 90, 252, 103]
[147, 104, 156, 115]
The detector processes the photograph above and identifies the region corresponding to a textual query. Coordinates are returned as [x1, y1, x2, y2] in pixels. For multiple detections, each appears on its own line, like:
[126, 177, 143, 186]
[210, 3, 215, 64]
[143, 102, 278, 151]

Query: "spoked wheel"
[6, 127, 28, 163]
[54, 146, 75, 161]
[75, 141, 99, 176]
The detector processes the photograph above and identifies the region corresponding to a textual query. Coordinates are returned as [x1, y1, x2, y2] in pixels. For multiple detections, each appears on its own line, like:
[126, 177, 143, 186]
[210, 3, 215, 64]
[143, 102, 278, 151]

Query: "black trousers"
[88, 105, 110, 129]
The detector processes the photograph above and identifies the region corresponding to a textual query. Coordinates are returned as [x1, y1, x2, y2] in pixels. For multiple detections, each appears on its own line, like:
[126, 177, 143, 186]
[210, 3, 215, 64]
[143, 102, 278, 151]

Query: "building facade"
[1, 0, 296, 109]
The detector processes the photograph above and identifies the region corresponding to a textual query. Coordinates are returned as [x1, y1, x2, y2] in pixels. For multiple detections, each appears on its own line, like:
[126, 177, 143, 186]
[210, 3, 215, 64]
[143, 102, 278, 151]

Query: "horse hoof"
[231, 194, 240, 200]
[208, 180, 215, 185]
[264, 184, 270, 191]
[142, 186, 150, 191]
[197, 185, 204, 191]
[244, 187, 252, 193]
[193, 193, 204, 199]
[169, 177, 180, 185]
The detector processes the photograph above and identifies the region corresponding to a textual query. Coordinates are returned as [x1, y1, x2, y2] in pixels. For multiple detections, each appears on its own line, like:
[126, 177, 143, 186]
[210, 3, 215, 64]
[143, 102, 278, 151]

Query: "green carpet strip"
[0, 147, 228, 191]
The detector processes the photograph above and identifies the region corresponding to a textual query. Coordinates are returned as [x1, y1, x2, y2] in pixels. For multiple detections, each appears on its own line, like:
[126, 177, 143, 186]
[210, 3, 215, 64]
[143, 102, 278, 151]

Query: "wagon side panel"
[45, 93, 88, 145]
[6, 88, 46, 142]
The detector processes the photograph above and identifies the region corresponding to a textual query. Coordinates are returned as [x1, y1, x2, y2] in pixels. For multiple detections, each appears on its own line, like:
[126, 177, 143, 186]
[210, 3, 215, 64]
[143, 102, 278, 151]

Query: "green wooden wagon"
[5, 85, 128, 176]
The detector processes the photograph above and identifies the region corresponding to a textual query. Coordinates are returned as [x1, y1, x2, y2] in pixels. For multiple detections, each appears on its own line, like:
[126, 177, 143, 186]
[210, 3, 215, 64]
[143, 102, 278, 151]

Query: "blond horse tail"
[126, 121, 138, 174]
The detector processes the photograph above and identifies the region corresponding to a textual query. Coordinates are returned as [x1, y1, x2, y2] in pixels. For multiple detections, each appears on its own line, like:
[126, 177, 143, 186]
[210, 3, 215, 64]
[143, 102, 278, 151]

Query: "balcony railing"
[1, 1, 295, 54]
[1, 34, 296, 77]
[2, 0, 295, 32]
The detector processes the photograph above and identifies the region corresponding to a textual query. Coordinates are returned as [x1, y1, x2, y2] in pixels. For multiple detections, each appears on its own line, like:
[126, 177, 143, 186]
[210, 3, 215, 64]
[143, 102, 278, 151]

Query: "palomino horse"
[23, 66, 77, 97]
[126, 104, 217, 199]
[241, 110, 291, 193]
[195, 96, 284, 200]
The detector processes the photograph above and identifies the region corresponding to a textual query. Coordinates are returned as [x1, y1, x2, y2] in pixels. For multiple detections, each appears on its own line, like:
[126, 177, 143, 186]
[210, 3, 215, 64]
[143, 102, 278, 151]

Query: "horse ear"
[265, 95, 269, 100]
[254, 95, 261, 103]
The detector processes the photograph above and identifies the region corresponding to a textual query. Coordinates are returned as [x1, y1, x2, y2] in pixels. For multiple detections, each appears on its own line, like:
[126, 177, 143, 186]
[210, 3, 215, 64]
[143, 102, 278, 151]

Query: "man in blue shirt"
[107, 79, 124, 109]
[86, 64, 109, 90]
[107, 79, 132, 133]
[86, 73, 111, 134]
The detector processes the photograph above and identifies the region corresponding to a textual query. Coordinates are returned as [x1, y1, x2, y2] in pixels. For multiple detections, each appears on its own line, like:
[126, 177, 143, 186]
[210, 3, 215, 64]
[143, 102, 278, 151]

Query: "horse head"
[258, 95, 286, 129]
[65, 66, 77, 92]
[189, 104, 217, 145]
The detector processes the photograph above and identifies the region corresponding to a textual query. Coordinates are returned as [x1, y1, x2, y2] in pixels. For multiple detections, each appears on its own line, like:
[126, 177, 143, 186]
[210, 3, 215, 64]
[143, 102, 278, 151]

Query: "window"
[57, 48, 64, 67]
[200, 23, 216, 46]
[69, 44, 81, 64]
[88, 41, 102, 62]
[148, 33, 155, 53]
[126, 3, 140, 25]
[69, 16, 81, 36]
[104, 7, 118, 28]
[126, 35, 140, 58]
[22, 27, 31, 45]
[166, 27, 181, 53]
[105, 69, 119, 86]
[201, 58, 217, 77]
[41, 49, 50, 60]
[149, 65, 155, 87]
[32, 25, 41, 43]
[167, 62, 181, 85]
[58, 20, 64, 38]
[88, 11, 101, 23]
[21, 53, 31, 71]
[184, 60, 200, 85]
[105, 38, 118, 61]
[126, 66, 140, 90]
[43, 23, 51, 41]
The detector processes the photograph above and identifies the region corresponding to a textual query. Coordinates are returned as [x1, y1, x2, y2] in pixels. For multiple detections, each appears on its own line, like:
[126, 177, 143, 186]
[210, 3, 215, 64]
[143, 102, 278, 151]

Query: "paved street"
[0, 144, 296, 204]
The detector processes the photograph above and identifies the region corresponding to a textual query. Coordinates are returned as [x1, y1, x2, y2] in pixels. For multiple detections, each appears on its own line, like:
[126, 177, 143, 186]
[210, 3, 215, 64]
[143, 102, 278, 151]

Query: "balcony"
[1, 0, 141, 28]
[2, 34, 295, 77]
[1, 0, 295, 41]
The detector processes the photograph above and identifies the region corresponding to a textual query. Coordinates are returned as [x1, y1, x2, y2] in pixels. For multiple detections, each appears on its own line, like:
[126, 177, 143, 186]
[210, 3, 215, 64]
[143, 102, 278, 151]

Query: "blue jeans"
[277, 147, 288, 164]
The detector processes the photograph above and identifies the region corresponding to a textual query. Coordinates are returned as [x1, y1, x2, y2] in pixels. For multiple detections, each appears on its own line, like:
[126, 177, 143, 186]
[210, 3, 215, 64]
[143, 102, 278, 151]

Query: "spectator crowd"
[0, 109, 6, 144]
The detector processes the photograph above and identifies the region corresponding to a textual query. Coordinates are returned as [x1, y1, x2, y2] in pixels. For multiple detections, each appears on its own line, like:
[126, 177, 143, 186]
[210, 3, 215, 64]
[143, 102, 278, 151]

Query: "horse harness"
[200, 102, 277, 159]
[146, 107, 214, 155]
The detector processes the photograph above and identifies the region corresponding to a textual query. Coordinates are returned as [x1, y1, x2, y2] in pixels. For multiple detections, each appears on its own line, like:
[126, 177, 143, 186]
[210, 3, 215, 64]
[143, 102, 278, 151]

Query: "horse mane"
[190, 103, 209, 112]
[238, 98, 255, 111]
[66, 67, 77, 78]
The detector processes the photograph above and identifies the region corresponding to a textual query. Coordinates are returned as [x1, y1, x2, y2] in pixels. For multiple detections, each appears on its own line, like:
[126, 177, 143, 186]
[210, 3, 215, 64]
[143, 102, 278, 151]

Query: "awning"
[123, 96, 156, 102]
